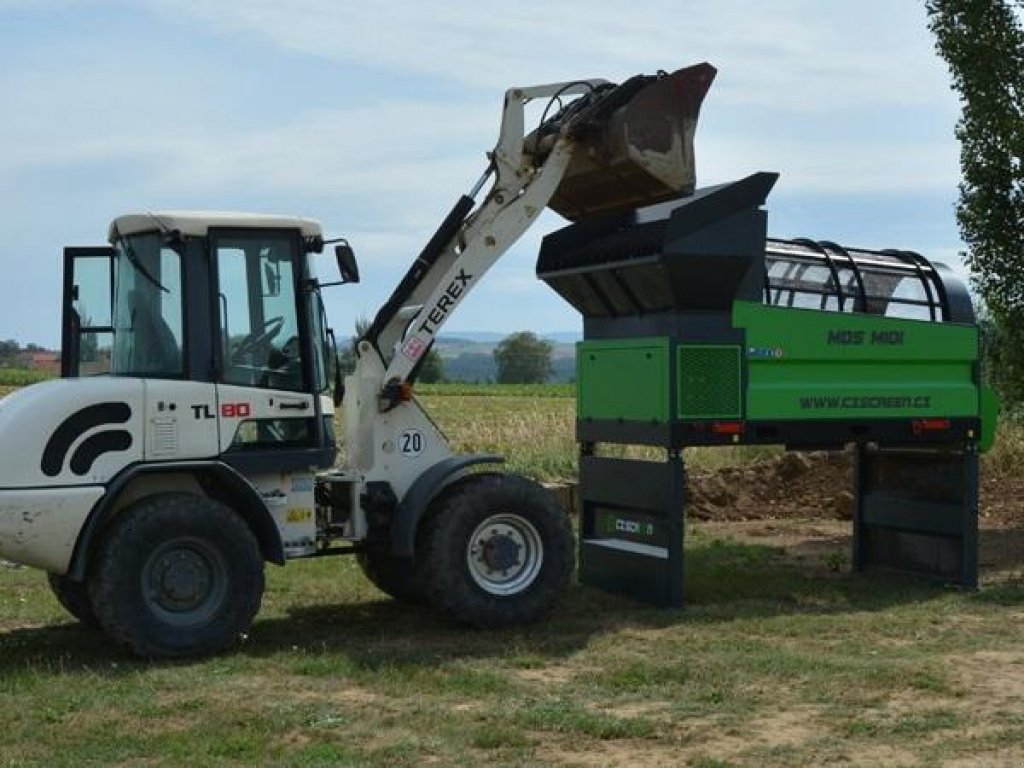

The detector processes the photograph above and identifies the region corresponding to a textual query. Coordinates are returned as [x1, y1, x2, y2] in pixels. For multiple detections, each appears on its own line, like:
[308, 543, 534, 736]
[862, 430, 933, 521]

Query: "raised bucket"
[548, 63, 717, 221]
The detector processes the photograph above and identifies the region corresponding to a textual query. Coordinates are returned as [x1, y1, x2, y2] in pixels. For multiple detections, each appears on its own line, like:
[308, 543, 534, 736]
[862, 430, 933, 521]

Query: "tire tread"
[420, 474, 573, 627]
[88, 492, 264, 658]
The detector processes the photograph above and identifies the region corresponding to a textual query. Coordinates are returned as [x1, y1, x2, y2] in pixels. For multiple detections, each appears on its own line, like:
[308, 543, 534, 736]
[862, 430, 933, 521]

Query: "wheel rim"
[140, 537, 229, 628]
[466, 513, 544, 596]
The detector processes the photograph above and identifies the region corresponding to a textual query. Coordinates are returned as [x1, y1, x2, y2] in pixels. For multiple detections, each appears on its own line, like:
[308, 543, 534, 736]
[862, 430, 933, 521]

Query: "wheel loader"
[0, 64, 716, 656]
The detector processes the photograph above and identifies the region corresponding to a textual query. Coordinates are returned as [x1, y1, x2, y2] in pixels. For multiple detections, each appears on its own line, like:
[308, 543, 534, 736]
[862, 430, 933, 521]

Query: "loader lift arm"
[360, 64, 716, 406]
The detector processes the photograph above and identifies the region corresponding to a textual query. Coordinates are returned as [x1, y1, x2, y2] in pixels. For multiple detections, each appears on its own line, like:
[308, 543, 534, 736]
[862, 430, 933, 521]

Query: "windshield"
[111, 234, 185, 377]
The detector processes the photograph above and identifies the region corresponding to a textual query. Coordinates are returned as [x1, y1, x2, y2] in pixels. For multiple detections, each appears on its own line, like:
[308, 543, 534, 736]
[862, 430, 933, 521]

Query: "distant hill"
[438, 331, 581, 344]
[434, 333, 578, 383]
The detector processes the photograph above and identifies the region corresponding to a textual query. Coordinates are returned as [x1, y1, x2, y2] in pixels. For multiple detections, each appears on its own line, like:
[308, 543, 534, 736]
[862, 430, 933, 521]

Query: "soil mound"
[688, 451, 1022, 524]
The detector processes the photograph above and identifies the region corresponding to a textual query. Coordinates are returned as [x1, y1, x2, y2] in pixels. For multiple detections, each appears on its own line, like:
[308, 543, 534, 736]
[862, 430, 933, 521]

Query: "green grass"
[0, 368, 51, 387]
[416, 382, 574, 398]
[417, 387, 784, 481]
[1, 526, 1023, 766]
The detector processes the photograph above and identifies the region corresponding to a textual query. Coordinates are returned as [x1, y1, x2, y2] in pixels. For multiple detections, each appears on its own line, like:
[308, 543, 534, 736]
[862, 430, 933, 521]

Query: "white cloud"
[140, 0, 954, 112]
[700, 135, 960, 195]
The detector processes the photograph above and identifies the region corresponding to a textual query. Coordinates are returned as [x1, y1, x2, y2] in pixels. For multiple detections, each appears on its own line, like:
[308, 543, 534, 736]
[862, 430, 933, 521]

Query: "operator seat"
[127, 289, 181, 374]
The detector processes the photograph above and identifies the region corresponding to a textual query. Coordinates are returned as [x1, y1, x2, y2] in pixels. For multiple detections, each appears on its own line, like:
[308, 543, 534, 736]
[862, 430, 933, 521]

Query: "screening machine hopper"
[537, 172, 998, 606]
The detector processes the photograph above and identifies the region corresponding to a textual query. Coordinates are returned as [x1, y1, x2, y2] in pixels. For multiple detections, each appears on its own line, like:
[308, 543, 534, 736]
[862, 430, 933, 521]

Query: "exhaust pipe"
[545, 63, 717, 221]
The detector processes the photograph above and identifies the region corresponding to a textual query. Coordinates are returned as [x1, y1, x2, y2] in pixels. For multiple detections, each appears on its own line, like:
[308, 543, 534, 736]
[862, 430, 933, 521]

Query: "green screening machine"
[537, 171, 998, 606]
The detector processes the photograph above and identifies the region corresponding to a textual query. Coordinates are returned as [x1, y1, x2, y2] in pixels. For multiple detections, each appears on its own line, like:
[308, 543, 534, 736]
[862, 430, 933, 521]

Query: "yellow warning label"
[286, 507, 312, 523]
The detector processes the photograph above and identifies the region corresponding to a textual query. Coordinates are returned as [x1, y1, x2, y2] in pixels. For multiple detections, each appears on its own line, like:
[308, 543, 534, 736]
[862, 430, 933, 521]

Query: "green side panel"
[677, 345, 741, 418]
[980, 385, 1000, 452]
[733, 302, 980, 421]
[578, 338, 670, 422]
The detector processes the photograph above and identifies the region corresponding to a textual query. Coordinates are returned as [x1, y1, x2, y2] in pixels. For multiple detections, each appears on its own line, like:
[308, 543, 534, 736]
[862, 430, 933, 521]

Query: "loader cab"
[61, 212, 341, 466]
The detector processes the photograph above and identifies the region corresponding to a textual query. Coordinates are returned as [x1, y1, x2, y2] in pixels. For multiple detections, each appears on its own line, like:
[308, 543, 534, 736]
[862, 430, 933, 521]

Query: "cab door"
[210, 230, 333, 473]
[61, 247, 115, 377]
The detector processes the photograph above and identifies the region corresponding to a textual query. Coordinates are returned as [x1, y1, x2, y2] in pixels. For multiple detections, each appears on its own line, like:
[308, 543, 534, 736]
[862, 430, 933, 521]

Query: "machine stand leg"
[852, 444, 979, 587]
[578, 450, 685, 608]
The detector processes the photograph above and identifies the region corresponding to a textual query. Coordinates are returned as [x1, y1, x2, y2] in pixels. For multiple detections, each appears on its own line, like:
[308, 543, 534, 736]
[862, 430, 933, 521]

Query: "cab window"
[215, 234, 305, 391]
[111, 235, 184, 377]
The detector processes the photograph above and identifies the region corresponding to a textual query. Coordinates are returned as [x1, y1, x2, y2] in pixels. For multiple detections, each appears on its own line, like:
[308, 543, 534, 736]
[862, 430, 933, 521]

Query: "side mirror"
[335, 243, 360, 284]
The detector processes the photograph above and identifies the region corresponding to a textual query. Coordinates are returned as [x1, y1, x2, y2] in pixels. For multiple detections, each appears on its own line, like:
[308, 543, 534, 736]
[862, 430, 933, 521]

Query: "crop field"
[0, 369, 50, 388]
[0, 384, 1023, 766]
[416, 386, 781, 481]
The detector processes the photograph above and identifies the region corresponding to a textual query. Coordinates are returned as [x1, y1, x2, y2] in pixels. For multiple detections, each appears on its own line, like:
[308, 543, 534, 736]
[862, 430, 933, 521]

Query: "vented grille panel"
[677, 345, 741, 418]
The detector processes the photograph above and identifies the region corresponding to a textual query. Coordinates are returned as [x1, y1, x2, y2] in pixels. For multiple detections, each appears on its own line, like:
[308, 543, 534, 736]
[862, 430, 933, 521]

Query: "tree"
[928, 0, 1024, 402]
[0, 339, 19, 366]
[418, 348, 444, 383]
[493, 331, 553, 384]
[336, 317, 443, 382]
[337, 317, 370, 376]
[79, 315, 99, 363]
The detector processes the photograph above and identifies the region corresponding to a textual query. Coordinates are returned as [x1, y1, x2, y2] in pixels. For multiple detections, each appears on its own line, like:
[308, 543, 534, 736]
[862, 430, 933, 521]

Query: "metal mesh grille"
[677, 345, 741, 418]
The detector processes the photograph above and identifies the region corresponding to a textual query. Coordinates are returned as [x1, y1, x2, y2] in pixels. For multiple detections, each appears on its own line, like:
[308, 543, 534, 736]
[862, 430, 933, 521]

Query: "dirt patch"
[688, 451, 853, 522]
[537, 706, 829, 767]
[600, 700, 674, 720]
[950, 650, 1024, 704]
[538, 740, 683, 768]
[688, 449, 1022, 526]
[204, 673, 385, 712]
[979, 472, 1024, 524]
[514, 666, 575, 686]
[689, 449, 1022, 529]
[691, 705, 824, 756]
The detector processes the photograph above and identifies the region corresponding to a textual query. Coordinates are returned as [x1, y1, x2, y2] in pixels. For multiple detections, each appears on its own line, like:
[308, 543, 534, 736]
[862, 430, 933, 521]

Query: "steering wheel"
[232, 316, 285, 361]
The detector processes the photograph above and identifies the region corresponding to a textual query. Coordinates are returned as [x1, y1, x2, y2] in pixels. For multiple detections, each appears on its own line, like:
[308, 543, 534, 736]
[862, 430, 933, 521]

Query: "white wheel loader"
[0, 64, 715, 657]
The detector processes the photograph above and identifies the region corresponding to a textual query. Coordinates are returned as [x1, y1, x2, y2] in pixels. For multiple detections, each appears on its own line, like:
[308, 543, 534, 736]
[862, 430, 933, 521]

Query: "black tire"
[47, 572, 98, 628]
[88, 493, 264, 658]
[356, 551, 427, 604]
[420, 473, 574, 627]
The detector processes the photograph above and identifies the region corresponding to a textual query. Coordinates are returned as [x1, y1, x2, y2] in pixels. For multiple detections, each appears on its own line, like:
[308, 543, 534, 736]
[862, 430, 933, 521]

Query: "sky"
[0, 0, 965, 347]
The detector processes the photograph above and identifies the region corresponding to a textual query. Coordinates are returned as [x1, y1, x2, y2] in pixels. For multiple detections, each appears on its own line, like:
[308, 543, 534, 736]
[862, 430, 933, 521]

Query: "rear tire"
[47, 573, 98, 627]
[420, 474, 573, 627]
[88, 493, 264, 658]
[356, 551, 427, 604]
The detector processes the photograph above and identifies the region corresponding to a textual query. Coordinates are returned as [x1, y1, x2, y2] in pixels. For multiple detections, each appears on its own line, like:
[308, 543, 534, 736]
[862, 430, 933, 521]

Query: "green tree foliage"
[493, 331, 553, 384]
[418, 348, 444, 383]
[0, 340, 19, 366]
[79, 315, 99, 363]
[337, 317, 371, 376]
[979, 309, 1024, 404]
[928, 0, 1024, 402]
[335, 317, 443, 382]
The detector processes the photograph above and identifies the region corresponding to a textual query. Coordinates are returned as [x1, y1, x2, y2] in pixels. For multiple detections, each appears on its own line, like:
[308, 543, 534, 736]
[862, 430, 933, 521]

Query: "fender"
[390, 454, 503, 558]
[66, 460, 285, 581]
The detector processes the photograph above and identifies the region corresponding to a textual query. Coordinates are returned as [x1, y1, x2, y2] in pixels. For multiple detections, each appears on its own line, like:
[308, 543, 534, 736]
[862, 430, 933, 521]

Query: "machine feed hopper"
[537, 172, 997, 606]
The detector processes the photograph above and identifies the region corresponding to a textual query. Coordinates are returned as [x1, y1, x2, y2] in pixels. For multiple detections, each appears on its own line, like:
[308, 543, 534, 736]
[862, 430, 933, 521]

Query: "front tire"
[420, 474, 573, 627]
[47, 573, 98, 627]
[88, 493, 264, 658]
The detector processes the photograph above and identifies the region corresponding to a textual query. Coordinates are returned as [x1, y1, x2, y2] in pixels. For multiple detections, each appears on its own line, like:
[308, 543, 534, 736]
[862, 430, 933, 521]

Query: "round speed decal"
[398, 428, 425, 457]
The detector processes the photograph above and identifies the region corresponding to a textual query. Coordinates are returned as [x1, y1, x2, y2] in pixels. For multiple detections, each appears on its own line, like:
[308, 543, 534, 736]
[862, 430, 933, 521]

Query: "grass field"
[0, 368, 50, 388]
[1, 524, 1022, 766]
[0, 383, 1023, 765]
[417, 386, 782, 481]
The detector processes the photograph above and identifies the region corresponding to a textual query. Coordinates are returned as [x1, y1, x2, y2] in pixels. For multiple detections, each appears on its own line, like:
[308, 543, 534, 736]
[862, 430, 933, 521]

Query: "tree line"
[928, 0, 1024, 406]
[338, 328, 558, 384]
[0, 339, 50, 367]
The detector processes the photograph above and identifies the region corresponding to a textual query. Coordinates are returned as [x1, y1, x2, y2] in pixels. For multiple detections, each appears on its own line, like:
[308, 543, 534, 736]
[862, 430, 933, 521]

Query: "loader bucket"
[549, 63, 717, 222]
